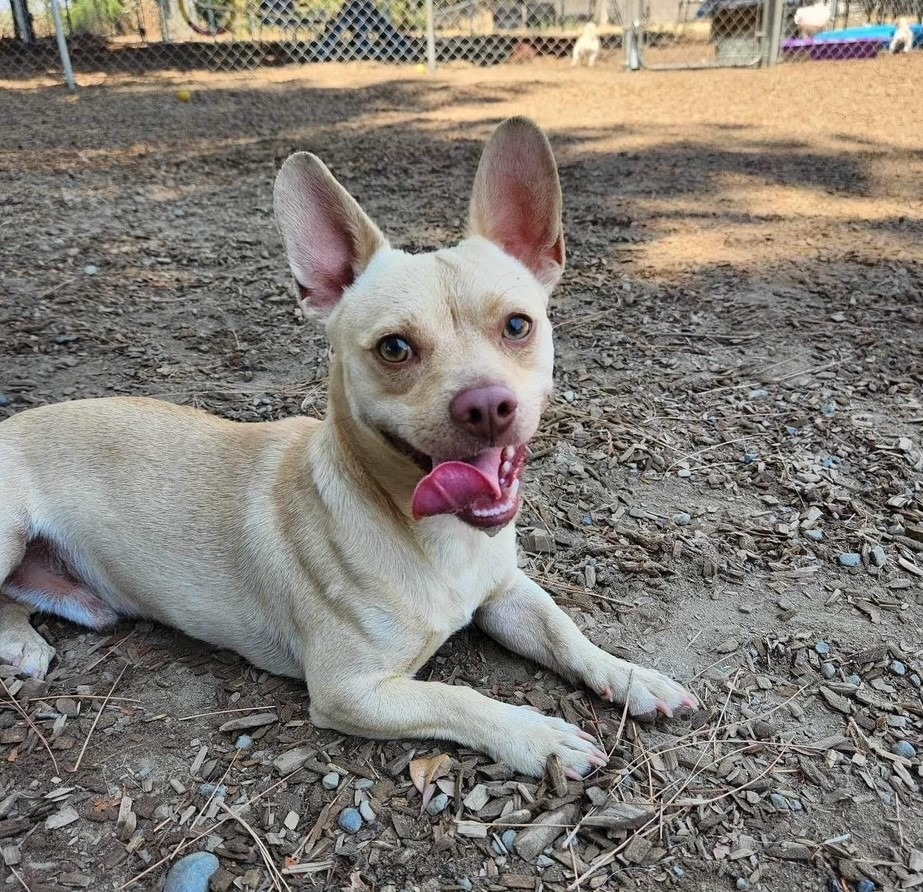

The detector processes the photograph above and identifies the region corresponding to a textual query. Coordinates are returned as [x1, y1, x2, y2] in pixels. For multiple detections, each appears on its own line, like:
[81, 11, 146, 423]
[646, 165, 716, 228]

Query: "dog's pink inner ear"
[293, 188, 358, 313]
[470, 119, 565, 290]
[275, 152, 386, 318]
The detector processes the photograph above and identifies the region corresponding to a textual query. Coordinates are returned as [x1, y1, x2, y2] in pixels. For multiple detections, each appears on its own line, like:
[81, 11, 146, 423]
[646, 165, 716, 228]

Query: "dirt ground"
[1, 54, 922, 892]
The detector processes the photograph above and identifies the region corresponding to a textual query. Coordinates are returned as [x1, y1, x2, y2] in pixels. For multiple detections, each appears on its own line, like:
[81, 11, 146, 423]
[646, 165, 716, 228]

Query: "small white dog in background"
[572, 21, 600, 66]
[889, 17, 914, 53]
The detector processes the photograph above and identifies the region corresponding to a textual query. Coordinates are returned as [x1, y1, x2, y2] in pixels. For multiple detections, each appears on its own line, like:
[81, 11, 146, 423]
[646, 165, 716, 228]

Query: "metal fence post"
[764, 0, 784, 65]
[425, 0, 437, 72]
[49, 0, 77, 90]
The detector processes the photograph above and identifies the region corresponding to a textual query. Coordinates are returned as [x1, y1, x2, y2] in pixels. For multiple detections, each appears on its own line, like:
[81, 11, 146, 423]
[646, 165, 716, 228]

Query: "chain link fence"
[0, 0, 919, 83]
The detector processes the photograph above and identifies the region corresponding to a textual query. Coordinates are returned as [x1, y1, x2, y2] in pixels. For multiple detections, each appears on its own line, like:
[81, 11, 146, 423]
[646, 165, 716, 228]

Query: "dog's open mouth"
[412, 445, 526, 530]
[379, 432, 526, 529]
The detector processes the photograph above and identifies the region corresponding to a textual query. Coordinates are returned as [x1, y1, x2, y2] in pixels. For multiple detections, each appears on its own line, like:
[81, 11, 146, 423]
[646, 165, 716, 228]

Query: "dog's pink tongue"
[412, 449, 503, 520]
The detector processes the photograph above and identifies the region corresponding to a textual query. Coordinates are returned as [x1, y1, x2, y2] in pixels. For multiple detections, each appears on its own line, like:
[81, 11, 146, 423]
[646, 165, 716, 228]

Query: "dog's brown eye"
[377, 336, 412, 363]
[503, 314, 532, 341]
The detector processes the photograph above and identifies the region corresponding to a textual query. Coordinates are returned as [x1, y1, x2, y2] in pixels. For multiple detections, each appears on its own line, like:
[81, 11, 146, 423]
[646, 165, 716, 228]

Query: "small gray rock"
[164, 852, 219, 892]
[0, 394, 10, 407]
[83, 264, 99, 276]
[890, 660, 906, 676]
[856, 881, 875, 892]
[536, 855, 554, 869]
[769, 792, 789, 810]
[197, 783, 227, 799]
[736, 880, 753, 891]
[337, 808, 363, 834]
[845, 674, 862, 687]
[234, 734, 253, 750]
[672, 512, 692, 526]
[838, 553, 861, 567]
[677, 468, 692, 478]
[892, 740, 916, 760]
[821, 663, 836, 679]
[870, 545, 887, 567]
[805, 529, 824, 541]
[501, 829, 517, 852]
[749, 389, 769, 399]
[322, 772, 340, 790]
[910, 673, 922, 689]
[359, 800, 376, 823]
[458, 879, 473, 892]
[814, 641, 831, 656]
[521, 529, 556, 554]
[425, 793, 449, 816]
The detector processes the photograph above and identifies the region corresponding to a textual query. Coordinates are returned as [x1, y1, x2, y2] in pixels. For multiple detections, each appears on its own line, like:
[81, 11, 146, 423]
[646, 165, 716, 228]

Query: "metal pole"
[425, 0, 437, 72]
[49, 0, 76, 90]
[764, 0, 784, 65]
[11, 0, 31, 42]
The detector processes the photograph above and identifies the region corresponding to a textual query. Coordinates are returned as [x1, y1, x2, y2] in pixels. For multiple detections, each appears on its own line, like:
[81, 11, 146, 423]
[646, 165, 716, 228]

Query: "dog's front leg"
[0, 594, 56, 679]
[476, 571, 697, 718]
[306, 671, 607, 779]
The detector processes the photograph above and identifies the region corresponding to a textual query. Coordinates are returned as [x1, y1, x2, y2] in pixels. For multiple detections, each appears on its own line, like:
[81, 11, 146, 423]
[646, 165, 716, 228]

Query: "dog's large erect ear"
[468, 117, 565, 292]
[274, 153, 387, 319]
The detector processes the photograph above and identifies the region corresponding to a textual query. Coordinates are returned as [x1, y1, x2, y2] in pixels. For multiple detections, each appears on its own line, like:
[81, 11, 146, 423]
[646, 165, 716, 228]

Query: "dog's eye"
[503, 314, 532, 341]
[377, 336, 412, 363]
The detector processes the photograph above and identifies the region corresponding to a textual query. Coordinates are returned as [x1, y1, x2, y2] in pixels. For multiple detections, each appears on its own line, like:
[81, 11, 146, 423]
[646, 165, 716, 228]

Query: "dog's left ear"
[468, 117, 565, 292]
[274, 152, 387, 321]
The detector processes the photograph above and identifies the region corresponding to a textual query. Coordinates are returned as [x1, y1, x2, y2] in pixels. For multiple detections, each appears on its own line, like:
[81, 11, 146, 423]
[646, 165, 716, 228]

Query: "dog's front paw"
[581, 653, 697, 720]
[492, 707, 608, 779]
[0, 626, 56, 679]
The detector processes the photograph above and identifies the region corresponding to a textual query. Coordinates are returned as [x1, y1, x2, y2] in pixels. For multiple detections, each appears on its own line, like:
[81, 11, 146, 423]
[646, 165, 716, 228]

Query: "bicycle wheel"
[177, 0, 237, 34]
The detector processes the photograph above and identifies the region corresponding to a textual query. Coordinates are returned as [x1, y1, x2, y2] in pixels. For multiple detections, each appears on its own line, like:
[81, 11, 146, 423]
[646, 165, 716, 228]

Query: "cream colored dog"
[572, 21, 600, 66]
[889, 17, 913, 53]
[0, 118, 695, 777]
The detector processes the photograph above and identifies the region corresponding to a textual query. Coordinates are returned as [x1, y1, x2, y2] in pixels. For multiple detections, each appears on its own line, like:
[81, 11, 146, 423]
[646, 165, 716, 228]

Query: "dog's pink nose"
[451, 385, 518, 441]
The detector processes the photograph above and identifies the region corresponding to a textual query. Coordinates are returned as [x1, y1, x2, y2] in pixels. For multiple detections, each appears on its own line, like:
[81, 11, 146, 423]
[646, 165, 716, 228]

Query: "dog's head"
[274, 117, 564, 532]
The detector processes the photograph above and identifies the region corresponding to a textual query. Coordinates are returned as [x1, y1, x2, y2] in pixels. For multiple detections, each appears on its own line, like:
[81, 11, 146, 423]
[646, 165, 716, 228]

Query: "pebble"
[425, 793, 449, 816]
[870, 545, 887, 567]
[769, 792, 789, 810]
[838, 553, 861, 567]
[805, 529, 824, 541]
[855, 881, 875, 892]
[197, 784, 227, 799]
[821, 663, 836, 679]
[322, 772, 341, 790]
[672, 512, 692, 526]
[337, 808, 363, 834]
[814, 641, 831, 656]
[233, 735, 253, 750]
[910, 674, 922, 689]
[83, 264, 99, 276]
[458, 879, 473, 891]
[892, 741, 916, 760]
[749, 389, 769, 399]
[0, 394, 10, 407]
[536, 855, 554, 869]
[164, 852, 219, 892]
[736, 880, 753, 891]
[359, 800, 376, 823]
[672, 866, 685, 878]
[501, 829, 517, 852]
[889, 660, 906, 676]
[822, 401, 838, 416]
[845, 674, 862, 687]
[677, 468, 692, 478]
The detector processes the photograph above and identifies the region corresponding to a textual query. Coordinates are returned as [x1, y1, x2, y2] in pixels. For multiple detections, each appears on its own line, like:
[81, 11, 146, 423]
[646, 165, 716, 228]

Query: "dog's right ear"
[274, 153, 387, 320]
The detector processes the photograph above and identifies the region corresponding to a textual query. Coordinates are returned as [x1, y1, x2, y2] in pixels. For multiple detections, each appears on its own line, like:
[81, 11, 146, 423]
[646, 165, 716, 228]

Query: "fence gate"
[627, 0, 776, 68]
